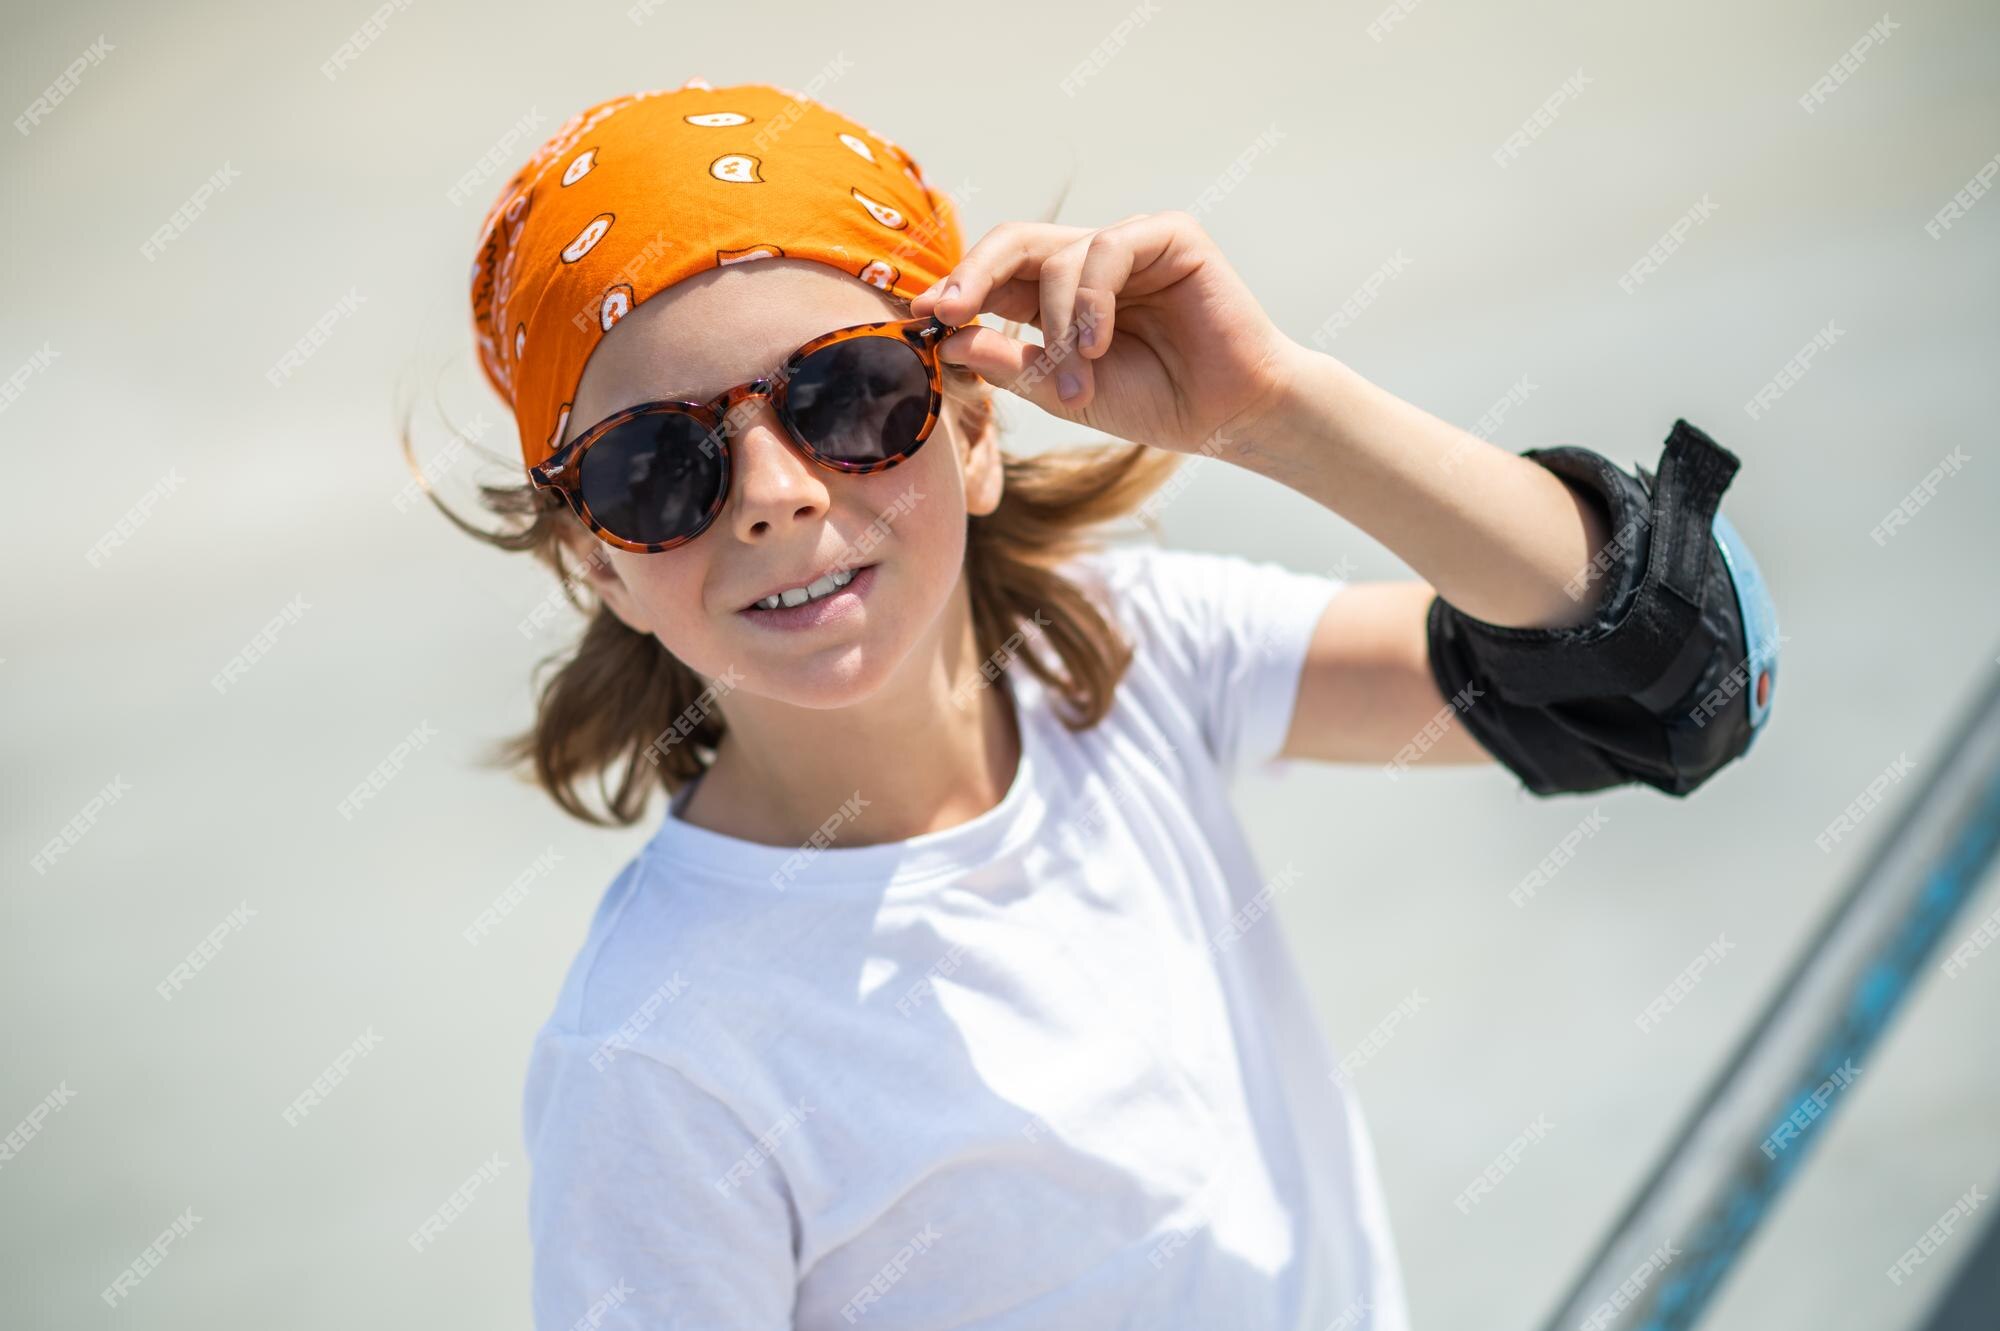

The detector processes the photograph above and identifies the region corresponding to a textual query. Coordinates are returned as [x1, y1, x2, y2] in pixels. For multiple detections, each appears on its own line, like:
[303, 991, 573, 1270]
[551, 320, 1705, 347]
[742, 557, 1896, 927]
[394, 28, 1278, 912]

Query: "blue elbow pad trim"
[1425, 419, 1779, 797]
[1710, 508, 1779, 739]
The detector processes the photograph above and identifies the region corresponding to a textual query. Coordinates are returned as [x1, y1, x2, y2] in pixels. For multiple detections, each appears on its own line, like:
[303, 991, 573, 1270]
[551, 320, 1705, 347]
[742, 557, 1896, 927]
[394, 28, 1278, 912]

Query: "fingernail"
[917, 277, 944, 302]
[941, 282, 959, 306]
[1058, 371, 1081, 401]
[1080, 321, 1096, 348]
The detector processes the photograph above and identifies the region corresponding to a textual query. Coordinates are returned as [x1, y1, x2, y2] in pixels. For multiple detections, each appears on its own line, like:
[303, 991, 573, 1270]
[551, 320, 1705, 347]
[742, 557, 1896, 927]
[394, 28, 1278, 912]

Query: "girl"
[432, 77, 1731, 1331]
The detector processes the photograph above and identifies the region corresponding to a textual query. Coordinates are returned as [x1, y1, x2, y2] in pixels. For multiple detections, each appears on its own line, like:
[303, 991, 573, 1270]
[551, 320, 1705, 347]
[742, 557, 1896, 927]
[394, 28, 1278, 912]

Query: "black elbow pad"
[1425, 418, 1780, 797]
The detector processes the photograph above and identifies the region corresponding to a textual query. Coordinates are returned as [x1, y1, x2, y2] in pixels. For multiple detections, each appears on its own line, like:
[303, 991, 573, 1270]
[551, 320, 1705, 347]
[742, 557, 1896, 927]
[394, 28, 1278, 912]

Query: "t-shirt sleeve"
[523, 1031, 797, 1331]
[1081, 542, 1348, 781]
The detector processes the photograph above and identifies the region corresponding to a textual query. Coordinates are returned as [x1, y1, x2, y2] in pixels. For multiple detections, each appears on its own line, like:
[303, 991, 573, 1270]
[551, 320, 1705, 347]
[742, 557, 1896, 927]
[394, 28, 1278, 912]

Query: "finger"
[1084, 211, 1202, 301]
[979, 277, 1044, 327]
[1076, 213, 1195, 361]
[1038, 233, 1097, 406]
[918, 221, 1097, 325]
[938, 324, 1090, 421]
[919, 277, 1045, 331]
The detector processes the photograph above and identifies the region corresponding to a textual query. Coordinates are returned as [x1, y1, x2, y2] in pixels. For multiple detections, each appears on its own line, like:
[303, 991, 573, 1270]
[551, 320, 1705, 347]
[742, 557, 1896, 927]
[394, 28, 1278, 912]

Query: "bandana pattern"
[469, 77, 962, 471]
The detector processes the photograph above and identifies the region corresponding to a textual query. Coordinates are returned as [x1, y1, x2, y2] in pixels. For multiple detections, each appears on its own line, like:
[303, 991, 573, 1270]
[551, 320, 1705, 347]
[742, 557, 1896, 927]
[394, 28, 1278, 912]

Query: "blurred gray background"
[4, 0, 1996, 1326]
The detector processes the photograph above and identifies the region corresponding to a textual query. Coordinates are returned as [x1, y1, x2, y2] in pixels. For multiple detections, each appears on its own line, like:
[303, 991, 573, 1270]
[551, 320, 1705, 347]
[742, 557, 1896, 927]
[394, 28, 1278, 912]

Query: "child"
[437, 76, 1765, 1331]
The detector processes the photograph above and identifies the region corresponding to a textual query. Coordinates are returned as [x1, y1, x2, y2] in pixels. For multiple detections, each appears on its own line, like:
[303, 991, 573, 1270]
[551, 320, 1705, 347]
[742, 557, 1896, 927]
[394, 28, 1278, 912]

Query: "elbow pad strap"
[1425, 419, 1778, 797]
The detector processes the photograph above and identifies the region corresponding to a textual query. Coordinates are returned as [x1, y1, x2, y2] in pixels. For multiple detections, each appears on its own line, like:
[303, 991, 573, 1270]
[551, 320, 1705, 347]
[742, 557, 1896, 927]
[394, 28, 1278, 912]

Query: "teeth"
[753, 566, 856, 611]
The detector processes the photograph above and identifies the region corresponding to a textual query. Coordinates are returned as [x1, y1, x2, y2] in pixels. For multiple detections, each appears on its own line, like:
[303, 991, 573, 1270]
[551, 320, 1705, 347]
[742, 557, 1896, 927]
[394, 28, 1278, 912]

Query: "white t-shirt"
[522, 541, 1410, 1331]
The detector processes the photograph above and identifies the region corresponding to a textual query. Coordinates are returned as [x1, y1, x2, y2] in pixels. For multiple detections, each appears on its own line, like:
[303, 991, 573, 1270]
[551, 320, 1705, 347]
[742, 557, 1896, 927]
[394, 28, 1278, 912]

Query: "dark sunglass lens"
[577, 410, 723, 545]
[785, 337, 932, 464]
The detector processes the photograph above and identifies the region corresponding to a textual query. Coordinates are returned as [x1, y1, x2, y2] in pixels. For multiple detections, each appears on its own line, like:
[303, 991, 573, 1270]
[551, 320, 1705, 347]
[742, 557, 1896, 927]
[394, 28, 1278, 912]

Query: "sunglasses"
[530, 315, 967, 553]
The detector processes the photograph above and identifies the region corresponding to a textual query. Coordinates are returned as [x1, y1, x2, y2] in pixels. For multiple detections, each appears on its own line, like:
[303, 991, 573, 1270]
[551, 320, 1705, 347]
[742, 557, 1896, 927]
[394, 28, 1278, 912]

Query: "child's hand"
[908, 211, 1304, 456]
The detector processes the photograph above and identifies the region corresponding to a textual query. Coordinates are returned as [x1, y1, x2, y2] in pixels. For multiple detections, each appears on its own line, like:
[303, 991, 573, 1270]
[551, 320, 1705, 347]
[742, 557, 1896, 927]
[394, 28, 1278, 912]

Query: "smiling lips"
[742, 563, 871, 613]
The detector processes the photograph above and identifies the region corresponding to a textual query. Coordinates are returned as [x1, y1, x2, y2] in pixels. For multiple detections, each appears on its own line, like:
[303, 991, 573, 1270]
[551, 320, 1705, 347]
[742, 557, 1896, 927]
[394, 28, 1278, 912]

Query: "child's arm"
[916, 211, 1773, 789]
[1222, 348, 1618, 770]
[1226, 358, 1769, 792]
[1223, 350, 1617, 633]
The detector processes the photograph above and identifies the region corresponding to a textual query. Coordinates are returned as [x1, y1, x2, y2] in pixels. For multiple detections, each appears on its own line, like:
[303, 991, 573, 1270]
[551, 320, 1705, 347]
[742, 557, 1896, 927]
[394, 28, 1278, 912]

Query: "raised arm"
[1224, 348, 1775, 793]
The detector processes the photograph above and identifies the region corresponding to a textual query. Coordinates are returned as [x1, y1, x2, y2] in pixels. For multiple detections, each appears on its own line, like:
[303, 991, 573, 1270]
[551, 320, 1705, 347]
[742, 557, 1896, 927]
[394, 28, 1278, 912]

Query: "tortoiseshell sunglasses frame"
[529, 314, 967, 554]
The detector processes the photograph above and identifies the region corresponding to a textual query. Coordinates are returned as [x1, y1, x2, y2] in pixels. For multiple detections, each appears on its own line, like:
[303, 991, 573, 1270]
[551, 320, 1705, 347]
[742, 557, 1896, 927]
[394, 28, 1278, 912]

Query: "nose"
[725, 396, 830, 542]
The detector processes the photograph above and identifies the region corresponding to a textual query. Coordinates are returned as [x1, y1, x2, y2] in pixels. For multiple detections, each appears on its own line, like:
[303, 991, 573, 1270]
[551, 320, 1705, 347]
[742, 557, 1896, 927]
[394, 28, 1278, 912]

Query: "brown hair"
[401, 301, 1186, 829]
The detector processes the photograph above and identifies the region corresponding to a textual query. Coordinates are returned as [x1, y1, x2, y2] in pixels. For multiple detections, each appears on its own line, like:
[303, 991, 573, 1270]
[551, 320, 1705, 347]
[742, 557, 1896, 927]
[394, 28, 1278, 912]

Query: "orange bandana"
[469, 77, 964, 473]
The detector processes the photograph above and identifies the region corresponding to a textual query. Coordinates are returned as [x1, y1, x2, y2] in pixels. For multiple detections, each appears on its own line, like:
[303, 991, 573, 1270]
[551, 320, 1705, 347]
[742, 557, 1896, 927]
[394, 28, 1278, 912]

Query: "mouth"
[738, 562, 879, 629]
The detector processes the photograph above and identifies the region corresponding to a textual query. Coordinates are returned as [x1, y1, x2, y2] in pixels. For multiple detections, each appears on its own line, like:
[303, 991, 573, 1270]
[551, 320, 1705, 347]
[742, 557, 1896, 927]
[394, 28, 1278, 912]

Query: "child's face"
[554, 259, 1002, 706]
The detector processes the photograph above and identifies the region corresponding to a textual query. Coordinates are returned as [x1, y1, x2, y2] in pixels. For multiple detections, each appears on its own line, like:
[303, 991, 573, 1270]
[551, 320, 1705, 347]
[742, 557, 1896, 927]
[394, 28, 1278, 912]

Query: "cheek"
[612, 553, 731, 666]
[864, 434, 968, 581]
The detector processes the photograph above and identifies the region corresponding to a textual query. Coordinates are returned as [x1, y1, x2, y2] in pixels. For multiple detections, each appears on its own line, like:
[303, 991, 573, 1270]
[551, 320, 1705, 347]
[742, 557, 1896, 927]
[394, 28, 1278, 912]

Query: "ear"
[952, 387, 1005, 518]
